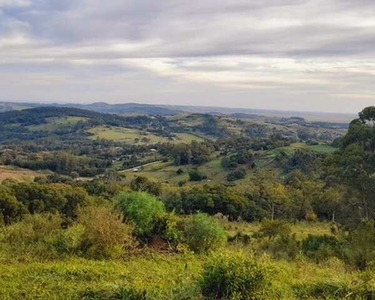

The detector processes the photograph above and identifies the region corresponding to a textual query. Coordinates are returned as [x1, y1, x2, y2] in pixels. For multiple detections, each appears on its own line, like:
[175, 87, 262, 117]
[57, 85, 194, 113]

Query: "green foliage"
[259, 219, 291, 240]
[292, 281, 348, 299]
[118, 286, 147, 300]
[1, 213, 63, 258]
[344, 220, 375, 270]
[302, 234, 341, 262]
[116, 192, 166, 240]
[183, 213, 227, 253]
[199, 251, 272, 300]
[77, 206, 133, 259]
[1, 207, 133, 259]
[0, 185, 26, 224]
[228, 232, 251, 245]
[226, 168, 246, 182]
[170, 185, 250, 221]
[262, 233, 300, 260]
[130, 176, 162, 196]
[188, 170, 205, 182]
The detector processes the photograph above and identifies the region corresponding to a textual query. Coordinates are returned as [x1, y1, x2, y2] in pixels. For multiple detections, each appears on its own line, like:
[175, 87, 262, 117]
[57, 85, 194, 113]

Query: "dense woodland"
[1, 106, 375, 299]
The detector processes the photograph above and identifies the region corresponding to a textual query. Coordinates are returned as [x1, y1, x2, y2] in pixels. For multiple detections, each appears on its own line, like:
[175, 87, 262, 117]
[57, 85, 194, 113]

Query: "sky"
[0, 0, 374, 113]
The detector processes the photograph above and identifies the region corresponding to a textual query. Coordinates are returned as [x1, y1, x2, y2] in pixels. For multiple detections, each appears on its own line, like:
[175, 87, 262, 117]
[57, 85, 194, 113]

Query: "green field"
[88, 126, 204, 144]
[0, 221, 361, 300]
[27, 117, 88, 132]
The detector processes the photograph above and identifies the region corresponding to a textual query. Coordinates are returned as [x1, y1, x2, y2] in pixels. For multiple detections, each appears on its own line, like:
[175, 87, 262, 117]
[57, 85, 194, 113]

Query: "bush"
[302, 234, 341, 262]
[153, 212, 182, 251]
[188, 171, 204, 182]
[130, 176, 162, 196]
[52, 223, 86, 255]
[77, 206, 133, 259]
[228, 232, 251, 245]
[116, 192, 166, 240]
[1, 213, 64, 258]
[344, 220, 375, 270]
[199, 252, 272, 300]
[259, 219, 291, 240]
[226, 169, 246, 182]
[183, 213, 226, 253]
[262, 233, 300, 260]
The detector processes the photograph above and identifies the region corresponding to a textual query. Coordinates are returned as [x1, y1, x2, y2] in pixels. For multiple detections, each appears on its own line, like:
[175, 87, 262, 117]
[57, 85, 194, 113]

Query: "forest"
[1, 106, 375, 299]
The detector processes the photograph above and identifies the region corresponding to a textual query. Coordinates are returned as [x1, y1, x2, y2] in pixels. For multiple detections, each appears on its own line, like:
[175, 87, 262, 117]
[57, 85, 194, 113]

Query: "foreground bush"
[199, 252, 272, 300]
[183, 213, 226, 253]
[116, 192, 165, 240]
[77, 206, 133, 259]
[1, 207, 133, 259]
[1, 213, 64, 258]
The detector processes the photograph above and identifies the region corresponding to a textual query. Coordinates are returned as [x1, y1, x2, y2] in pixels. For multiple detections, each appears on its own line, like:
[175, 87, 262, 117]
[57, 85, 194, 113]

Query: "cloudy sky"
[0, 0, 374, 113]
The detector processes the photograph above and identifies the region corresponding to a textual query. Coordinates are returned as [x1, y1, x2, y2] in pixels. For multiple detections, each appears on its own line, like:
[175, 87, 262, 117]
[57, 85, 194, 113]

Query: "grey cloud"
[0, 0, 374, 113]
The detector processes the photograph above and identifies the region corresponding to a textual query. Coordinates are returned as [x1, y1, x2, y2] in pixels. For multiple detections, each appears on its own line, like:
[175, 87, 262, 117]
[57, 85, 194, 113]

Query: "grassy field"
[0, 221, 361, 300]
[121, 154, 227, 185]
[276, 142, 338, 154]
[27, 117, 88, 132]
[0, 165, 48, 182]
[88, 126, 204, 144]
[0, 253, 356, 300]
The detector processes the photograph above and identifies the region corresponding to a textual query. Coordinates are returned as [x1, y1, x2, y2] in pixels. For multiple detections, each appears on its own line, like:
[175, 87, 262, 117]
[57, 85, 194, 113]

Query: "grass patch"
[88, 126, 204, 145]
[0, 165, 48, 182]
[27, 117, 88, 132]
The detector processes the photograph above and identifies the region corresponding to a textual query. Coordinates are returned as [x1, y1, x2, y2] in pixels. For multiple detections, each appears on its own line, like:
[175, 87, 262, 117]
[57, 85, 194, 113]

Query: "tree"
[130, 176, 162, 196]
[0, 186, 26, 224]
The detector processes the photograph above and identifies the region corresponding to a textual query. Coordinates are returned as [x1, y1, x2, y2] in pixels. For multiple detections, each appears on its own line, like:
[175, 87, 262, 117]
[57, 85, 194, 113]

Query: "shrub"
[4, 213, 62, 243]
[262, 233, 300, 260]
[228, 232, 251, 245]
[188, 171, 204, 182]
[226, 169, 246, 182]
[77, 206, 133, 259]
[52, 223, 86, 255]
[183, 213, 226, 253]
[1, 213, 63, 258]
[116, 192, 166, 241]
[199, 252, 272, 300]
[259, 219, 291, 240]
[130, 176, 162, 196]
[344, 220, 375, 270]
[302, 234, 341, 262]
[153, 212, 182, 251]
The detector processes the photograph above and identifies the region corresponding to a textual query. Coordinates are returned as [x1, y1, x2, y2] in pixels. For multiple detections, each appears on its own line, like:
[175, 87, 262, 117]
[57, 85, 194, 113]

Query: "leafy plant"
[199, 251, 272, 300]
[183, 213, 226, 253]
[116, 192, 166, 241]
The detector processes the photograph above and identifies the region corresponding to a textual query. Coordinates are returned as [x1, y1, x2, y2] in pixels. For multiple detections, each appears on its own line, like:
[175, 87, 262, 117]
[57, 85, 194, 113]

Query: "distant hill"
[0, 101, 355, 122]
[0, 102, 182, 116]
